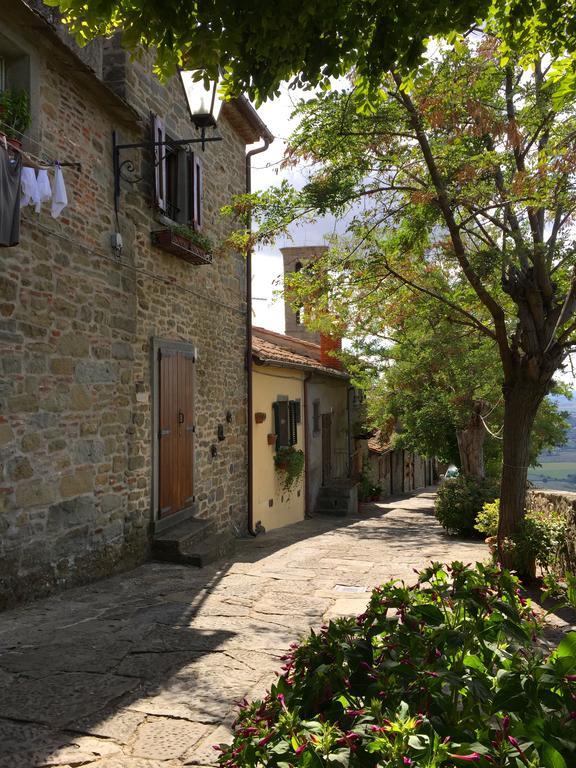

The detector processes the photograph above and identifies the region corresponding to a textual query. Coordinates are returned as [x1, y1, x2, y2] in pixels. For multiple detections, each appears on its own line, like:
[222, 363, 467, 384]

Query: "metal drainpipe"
[303, 373, 312, 517]
[246, 134, 272, 535]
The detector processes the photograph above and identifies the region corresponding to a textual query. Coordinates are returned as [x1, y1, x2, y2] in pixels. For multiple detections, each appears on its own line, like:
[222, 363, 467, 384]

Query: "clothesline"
[0, 118, 82, 171]
[0, 138, 70, 247]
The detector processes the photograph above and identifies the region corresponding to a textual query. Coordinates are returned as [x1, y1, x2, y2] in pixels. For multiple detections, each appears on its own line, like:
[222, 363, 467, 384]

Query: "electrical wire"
[32, 221, 246, 316]
[0, 119, 82, 169]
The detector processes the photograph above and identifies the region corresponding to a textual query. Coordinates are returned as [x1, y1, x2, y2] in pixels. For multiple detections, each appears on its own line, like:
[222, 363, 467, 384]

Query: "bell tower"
[280, 245, 327, 343]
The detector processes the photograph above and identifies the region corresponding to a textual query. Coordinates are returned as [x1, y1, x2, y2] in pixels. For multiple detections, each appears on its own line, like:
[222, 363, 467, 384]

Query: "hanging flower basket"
[151, 229, 213, 265]
[274, 446, 304, 492]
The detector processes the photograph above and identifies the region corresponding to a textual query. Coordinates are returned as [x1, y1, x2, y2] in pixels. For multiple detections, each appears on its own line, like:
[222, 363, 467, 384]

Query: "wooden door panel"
[158, 348, 195, 519]
[159, 351, 178, 518]
[177, 352, 195, 510]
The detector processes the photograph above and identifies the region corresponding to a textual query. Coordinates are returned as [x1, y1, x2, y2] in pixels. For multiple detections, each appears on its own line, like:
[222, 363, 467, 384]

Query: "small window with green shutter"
[273, 398, 299, 449]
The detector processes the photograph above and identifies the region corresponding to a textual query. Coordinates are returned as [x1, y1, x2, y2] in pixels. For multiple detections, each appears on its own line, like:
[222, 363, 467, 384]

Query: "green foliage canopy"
[44, 0, 576, 103]
[231, 34, 576, 551]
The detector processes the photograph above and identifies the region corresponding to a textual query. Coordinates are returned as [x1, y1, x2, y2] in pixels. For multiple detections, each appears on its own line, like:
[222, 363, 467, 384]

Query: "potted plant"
[474, 499, 500, 556]
[151, 224, 214, 265]
[0, 89, 31, 150]
[274, 446, 304, 492]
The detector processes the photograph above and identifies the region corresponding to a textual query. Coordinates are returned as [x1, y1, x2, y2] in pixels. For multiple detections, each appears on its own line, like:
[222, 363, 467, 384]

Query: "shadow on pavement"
[0, 486, 452, 766]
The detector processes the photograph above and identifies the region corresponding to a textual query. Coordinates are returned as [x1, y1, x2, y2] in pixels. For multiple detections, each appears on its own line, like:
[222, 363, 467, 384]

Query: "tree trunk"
[456, 407, 486, 478]
[498, 381, 547, 573]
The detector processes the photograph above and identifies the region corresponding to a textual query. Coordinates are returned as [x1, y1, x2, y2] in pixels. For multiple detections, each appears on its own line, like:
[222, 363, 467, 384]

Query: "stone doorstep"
[152, 517, 236, 568]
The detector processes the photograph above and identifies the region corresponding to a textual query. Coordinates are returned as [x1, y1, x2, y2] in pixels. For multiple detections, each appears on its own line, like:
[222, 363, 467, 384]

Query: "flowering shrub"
[217, 563, 576, 767]
[475, 498, 568, 573]
[435, 476, 500, 536]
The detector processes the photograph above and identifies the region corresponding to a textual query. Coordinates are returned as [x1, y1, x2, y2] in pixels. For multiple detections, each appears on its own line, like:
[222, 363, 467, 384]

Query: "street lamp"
[112, 70, 223, 215]
[180, 71, 222, 129]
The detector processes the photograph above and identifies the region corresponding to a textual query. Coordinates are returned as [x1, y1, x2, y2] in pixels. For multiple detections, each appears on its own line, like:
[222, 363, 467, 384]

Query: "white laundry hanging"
[51, 163, 68, 219]
[21, 166, 40, 208]
[35, 169, 52, 213]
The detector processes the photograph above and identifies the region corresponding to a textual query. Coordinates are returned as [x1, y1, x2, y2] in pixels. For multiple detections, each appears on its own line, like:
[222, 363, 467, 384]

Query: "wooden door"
[158, 350, 195, 519]
[321, 413, 332, 486]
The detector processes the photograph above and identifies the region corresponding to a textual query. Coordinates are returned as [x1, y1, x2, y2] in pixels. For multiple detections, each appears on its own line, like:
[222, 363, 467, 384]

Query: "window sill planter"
[151, 229, 212, 265]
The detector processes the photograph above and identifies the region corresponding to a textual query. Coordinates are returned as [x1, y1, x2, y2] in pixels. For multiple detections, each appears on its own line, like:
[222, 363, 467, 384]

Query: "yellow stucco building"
[252, 327, 356, 532]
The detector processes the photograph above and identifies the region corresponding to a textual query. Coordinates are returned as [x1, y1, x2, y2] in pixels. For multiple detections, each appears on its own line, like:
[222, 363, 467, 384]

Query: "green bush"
[475, 498, 568, 573]
[434, 475, 499, 536]
[358, 474, 382, 502]
[474, 498, 500, 537]
[217, 562, 576, 768]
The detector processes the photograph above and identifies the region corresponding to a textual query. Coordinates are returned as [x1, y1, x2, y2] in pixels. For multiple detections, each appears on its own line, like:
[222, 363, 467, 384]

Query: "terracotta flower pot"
[485, 536, 498, 557]
[7, 137, 22, 152]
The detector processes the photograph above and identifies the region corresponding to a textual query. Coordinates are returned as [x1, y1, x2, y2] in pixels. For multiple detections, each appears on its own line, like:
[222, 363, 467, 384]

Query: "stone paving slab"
[0, 491, 498, 765]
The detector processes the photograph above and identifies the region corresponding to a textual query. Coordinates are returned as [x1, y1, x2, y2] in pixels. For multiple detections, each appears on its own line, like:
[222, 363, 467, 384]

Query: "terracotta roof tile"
[252, 329, 348, 378]
[367, 431, 391, 454]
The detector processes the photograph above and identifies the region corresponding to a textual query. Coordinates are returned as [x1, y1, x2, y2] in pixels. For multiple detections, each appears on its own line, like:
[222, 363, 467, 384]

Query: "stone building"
[363, 434, 436, 499]
[0, 1, 272, 607]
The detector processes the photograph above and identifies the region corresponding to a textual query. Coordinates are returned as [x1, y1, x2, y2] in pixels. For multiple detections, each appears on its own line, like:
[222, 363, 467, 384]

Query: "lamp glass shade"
[181, 71, 222, 127]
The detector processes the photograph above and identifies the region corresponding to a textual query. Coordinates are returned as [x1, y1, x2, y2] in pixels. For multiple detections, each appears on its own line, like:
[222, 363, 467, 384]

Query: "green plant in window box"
[0, 89, 31, 145]
[168, 224, 213, 254]
[274, 446, 304, 492]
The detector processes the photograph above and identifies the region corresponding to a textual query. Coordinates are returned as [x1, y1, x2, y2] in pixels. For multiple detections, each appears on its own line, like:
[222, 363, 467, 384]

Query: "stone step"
[179, 536, 236, 567]
[152, 516, 214, 564]
[316, 487, 354, 501]
[314, 506, 349, 518]
[315, 495, 351, 511]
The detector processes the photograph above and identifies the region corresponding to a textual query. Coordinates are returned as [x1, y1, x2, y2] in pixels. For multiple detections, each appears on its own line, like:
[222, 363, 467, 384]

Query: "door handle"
[178, 410, 184, 425]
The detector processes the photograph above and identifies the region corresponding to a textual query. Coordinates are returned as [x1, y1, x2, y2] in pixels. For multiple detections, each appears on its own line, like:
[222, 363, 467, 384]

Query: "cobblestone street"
[0, 492, 487, 767]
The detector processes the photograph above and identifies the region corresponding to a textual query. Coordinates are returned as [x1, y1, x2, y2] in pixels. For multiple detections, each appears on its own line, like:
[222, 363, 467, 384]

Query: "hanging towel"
[51, 163, 68, 218]
[0, 146, 22, 247]
[35, 169, 52, 213]
[21, 166, 40, 208]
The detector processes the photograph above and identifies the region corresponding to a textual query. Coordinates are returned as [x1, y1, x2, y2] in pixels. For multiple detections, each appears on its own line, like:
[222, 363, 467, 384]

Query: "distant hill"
[528, 391, 576, 491]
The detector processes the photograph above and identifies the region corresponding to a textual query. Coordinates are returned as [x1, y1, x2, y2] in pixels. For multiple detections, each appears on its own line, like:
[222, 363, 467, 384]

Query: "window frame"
[312, 399, 321, 436]
[152, 114, 204, 230]
[273, 398, 299, 450]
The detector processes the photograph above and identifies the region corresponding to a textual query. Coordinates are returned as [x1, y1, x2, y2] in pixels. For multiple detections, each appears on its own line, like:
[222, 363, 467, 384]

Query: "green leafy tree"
[237, 36, 576, 571]
[44, 0, 576, 104]
[360, 301, 499, 478]
[350, 292, 569, 479]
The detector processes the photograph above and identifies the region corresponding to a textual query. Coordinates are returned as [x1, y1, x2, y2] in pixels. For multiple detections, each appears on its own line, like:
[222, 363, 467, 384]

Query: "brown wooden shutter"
[158, 349, 195, 519]
[186, 152, 194, 226]
[190, 152, 203, 229]
[153, 115, 167, 212]
[158, 350, 178, 516]
[177, 351, 195, 508]
[273, 400, 290, 449]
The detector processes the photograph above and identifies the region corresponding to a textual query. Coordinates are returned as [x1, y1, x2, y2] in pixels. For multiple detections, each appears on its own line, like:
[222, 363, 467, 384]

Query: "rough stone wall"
[0, 24, 249, 608]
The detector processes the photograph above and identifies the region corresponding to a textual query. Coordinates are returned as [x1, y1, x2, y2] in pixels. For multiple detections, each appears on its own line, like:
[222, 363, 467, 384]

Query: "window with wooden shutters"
[185, 152, 203, 229]
[188, 152, 203, 229]
[273, 399, 299, 450]
[152, 114, 204, 229]
[153, 115, 167, 212]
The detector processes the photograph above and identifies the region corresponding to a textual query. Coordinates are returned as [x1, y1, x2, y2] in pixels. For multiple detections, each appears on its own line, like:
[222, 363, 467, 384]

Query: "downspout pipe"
[303, 373, 312, 517]
[246, 133, 273, 536]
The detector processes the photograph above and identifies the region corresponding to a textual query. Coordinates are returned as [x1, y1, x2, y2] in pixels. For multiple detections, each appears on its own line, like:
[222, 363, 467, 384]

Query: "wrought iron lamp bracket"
[112, 128, 222, 216]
